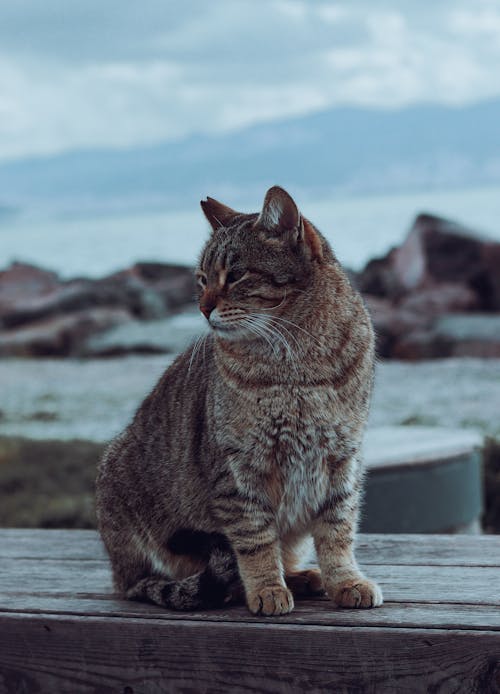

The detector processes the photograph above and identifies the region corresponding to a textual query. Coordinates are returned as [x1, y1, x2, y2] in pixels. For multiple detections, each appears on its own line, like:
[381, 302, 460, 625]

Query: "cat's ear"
[258, 186, 300, 235]
[200, 196, 239, 231]
[258, 186, 323, 261]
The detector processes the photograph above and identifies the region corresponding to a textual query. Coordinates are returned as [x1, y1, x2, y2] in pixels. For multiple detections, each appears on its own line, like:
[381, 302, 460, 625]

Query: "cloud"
[0, 0, 500, 161]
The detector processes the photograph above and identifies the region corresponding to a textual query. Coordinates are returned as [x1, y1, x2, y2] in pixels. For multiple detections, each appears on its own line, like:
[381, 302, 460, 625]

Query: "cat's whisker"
[250, 313, 294, 349]
[240, 317, 280, 356]
[265, 319, 301, 354]
[265, 323, 301, 371]
[243, 316, 287, 358]
[188, 333, 208, 374]
[240, 321, 275, 354]
[187, 335, 201, 374]
[245, 315, 295, 360]
[266, 315, 323, 347]
[249, 313, 301, 357]
[202, 332, 208, 366]
[257, 292, 287, 312]
[257, 287, 309, 310]
[256, 320, 291, 359]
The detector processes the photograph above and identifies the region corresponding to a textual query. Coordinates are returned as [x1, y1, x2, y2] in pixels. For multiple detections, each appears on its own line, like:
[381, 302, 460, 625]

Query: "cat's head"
[197, 186, 331, 341]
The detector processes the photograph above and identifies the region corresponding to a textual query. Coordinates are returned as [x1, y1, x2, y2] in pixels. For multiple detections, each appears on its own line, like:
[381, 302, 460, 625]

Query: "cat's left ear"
[257, 186, 323, 261]
[200, 196, 240, 232]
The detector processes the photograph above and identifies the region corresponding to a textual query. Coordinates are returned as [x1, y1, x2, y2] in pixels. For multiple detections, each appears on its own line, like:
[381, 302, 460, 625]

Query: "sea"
[2, 184, 500, 278]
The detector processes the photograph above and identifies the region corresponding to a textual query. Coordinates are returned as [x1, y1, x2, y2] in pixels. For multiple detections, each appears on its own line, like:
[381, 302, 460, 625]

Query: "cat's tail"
[125, 544, 241, 610]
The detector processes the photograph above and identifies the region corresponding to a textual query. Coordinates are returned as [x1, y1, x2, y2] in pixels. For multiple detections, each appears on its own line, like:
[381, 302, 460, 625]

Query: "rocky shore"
[358, 213, 500, 358]
[2, 211, 499, 534]
[1, 212, 500, 359]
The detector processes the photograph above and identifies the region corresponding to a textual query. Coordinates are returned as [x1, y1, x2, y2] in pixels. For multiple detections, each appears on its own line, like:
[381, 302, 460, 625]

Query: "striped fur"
[96, 186, 382, 614]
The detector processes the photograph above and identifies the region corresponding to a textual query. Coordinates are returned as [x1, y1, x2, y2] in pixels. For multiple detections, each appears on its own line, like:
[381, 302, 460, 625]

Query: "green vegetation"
[0, 437, 104, 528]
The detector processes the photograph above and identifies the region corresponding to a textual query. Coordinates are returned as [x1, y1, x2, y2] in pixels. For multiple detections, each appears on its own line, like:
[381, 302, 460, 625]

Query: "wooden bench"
[1, 530, 499, 693]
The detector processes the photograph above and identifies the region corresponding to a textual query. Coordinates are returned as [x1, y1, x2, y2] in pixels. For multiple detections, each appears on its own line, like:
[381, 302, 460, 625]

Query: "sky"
[1, 0, 500, 163]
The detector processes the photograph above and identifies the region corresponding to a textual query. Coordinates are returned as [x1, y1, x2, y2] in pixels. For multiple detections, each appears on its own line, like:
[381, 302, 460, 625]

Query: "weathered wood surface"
[1, 530, 499, 693]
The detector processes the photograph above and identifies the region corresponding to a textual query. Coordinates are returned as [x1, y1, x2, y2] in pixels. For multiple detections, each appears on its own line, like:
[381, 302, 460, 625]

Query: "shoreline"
[1, 356, 499, 442]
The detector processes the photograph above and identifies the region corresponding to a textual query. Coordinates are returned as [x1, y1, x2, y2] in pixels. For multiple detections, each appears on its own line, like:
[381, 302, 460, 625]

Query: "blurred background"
[1, 1, 499, 533]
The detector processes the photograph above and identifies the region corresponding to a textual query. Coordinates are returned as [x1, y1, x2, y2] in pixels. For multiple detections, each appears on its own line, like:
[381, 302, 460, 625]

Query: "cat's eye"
[272, 276, 292, 287]
[196, 272, 207, 288]
[226, 269, 247, 285]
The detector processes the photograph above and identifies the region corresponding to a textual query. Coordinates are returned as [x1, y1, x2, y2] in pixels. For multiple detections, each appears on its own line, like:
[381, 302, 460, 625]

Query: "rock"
[1, 215, 499, 361]
[481, 242, 500, 311]
[1, 280, 126, 329]
[108, 263, 196, 317]
[1, 262, 196, 329]
[355, 251, 403, 298]
[392, 215, 479, 290]
[134, 262, 196, 310]
[357, 213, 500, 310]
[363, 296, 428, 358]
[364, 288, 479, 359]
[0, 308, 131, 357]
[0, 261, 197, 357]
[82, 310, 207, 357]
[357, 213, 500, 358]
[393, 314, 500, 359]
[0, 263, 60, 317]
[398, 283, 479, 315]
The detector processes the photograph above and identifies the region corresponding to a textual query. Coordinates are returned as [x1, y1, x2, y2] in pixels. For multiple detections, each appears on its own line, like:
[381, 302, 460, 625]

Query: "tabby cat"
[96, 186, 383, 615]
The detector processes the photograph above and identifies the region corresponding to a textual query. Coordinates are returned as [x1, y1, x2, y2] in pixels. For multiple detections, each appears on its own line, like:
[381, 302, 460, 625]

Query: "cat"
[96, 185, 383, 615]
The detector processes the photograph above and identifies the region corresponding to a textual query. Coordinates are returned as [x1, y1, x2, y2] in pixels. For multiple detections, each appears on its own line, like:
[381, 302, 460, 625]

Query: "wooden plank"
[2, 530, 499, 567]
[2, 557, 499, 607]
[1, 613, 499, 694]
[0, 529, 106, 561]
[2, 530, 500, 691]
[0, 558, 112, 594]
[1, 593, 500, 632]
[354, 534, 500, 567]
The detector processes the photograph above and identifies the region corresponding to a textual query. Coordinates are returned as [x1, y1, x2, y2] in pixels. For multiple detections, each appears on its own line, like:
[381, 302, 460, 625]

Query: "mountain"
[1, 98, 499, 213]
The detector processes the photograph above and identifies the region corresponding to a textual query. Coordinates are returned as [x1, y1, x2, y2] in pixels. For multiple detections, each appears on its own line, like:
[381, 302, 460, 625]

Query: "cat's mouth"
[207, 315, 254, 341]
[211, 323, 234, 333]
[210, 322, 245, 338]
[208, 309, 279, 344]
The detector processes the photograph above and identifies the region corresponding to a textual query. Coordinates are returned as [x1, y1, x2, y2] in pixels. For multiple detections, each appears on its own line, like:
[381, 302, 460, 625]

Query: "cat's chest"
[274, 445, 331, 533]
[261, 412, 334, 530]
[232, 388, 348, 462]
[224, 392, 345, 531]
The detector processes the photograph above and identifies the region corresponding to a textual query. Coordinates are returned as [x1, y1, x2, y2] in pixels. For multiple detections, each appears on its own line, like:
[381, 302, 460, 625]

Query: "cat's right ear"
[257, 186, 324, 261]
[258, 186, 300, 235]
[200, 197, 240, 232]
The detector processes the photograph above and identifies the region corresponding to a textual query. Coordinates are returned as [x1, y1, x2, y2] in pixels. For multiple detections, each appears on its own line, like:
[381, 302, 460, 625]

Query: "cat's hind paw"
[247, 584, 294, 616]
[286, 569, 325, 597]
[327, 577, 383, 609]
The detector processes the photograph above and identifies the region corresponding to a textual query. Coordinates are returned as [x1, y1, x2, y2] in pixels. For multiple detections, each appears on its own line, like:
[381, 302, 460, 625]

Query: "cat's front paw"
[247, 584, 294, 616]
[326, 577, 383, 609]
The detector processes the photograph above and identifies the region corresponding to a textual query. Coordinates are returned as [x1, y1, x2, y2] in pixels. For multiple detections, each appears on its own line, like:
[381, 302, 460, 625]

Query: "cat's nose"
[200, 305, 214, 320]
[200, 290, 217, 320]
[200, 298, 217, 320]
